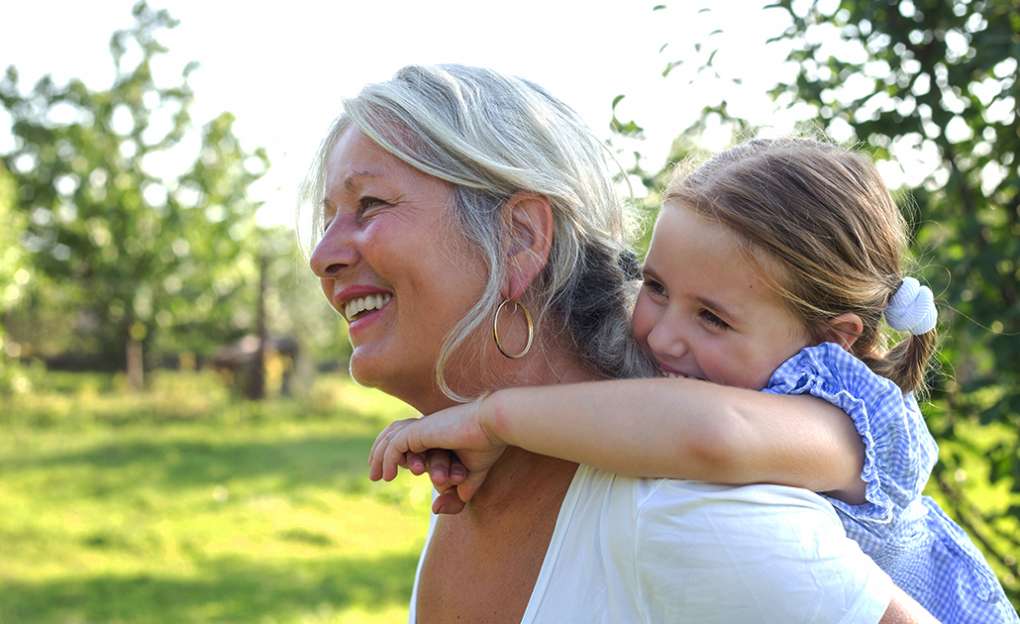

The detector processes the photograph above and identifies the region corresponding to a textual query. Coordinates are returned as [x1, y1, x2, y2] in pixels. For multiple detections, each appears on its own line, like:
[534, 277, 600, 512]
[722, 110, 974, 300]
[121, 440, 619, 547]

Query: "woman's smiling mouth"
[344, 293, 392, 321]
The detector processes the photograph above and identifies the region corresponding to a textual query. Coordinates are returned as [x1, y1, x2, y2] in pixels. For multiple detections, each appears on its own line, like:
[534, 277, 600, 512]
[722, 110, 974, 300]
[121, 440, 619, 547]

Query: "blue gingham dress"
[764, 343, 1018, 624]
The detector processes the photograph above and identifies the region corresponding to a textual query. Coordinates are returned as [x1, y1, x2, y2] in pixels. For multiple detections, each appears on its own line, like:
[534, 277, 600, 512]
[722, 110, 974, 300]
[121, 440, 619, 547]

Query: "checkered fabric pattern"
[765, 343, 1018, 623]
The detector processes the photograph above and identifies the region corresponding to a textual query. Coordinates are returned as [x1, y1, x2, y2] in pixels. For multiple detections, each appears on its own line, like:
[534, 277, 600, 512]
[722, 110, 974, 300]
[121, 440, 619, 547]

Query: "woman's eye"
[358, 196, 387, 214]
[321, 216, 334, 235]
[699, 309, 730, 330]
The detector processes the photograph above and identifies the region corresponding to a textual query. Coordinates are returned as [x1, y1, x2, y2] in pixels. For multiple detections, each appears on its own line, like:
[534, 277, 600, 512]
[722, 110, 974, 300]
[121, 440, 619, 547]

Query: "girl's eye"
[699, 309, 730, 330]
[642, 277, 666, 298]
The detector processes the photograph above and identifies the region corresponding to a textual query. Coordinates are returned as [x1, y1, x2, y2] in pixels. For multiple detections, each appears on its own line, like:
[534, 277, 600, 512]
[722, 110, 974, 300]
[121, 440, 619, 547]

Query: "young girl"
[368, 138, 1017, 623]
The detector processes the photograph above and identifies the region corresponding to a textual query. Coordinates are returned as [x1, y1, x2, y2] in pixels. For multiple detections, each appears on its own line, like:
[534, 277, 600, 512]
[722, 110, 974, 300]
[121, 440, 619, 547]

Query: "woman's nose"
[309, 218, 358, 278]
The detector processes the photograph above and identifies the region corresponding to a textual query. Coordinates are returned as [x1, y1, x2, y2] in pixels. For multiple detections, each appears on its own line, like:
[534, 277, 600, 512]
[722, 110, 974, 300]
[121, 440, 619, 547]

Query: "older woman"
[309, 65, 932, 623]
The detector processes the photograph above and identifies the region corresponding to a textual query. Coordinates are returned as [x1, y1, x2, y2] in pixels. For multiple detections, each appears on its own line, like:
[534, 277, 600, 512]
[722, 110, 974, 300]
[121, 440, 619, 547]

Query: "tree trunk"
[245, 253, 268, 400]
[126, 335, 144, 391]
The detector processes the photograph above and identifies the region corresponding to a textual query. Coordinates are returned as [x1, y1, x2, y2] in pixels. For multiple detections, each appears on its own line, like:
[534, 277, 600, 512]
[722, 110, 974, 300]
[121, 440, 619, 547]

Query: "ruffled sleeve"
[763, 342, 939, 531]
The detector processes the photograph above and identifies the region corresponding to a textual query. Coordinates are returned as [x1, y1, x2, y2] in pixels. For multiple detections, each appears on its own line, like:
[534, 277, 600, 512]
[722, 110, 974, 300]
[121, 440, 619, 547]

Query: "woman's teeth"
[345, 293, 392, 320]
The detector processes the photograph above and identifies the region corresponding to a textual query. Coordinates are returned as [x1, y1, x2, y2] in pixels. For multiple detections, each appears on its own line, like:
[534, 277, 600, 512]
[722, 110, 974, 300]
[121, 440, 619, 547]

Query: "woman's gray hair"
[305, 64, 655, 400]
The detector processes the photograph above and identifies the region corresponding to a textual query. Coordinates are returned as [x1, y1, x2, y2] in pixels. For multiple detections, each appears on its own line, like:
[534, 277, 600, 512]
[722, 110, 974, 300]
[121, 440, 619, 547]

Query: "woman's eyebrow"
[342, 170, 379, 192]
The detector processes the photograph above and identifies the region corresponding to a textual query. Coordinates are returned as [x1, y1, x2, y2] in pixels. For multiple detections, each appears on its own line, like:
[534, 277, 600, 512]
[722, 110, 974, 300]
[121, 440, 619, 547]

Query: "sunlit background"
[1, 1, 1017, 622]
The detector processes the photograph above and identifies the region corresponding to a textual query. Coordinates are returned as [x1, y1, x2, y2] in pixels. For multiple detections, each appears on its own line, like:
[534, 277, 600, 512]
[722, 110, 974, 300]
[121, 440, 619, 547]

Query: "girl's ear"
[502, 192, 554, 301]
[824, 313, 865, 351]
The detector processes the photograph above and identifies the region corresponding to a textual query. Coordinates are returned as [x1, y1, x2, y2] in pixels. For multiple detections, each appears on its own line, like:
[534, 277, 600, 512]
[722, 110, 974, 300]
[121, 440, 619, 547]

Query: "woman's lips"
[331, 285, 392, 320]
[348, 299, 391, 338]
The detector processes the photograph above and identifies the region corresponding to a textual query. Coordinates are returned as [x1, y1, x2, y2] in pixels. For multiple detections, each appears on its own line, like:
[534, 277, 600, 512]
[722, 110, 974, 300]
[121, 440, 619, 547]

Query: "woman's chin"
[348, 347, 406, 394]
[348, 350, 383, 387]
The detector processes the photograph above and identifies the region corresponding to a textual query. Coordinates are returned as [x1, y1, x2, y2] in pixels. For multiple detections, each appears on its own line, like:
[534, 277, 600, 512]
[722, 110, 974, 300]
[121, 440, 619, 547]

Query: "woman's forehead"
[324, 128, 415, 192]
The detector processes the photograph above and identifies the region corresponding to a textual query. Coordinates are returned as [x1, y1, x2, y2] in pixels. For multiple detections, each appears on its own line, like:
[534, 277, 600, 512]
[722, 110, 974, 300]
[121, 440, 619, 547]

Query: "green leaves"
[609, 94, 645, 138]
[1, 2, 266, 378]
[629, 0, 1019, 605]
[763, 0, 1020, 603]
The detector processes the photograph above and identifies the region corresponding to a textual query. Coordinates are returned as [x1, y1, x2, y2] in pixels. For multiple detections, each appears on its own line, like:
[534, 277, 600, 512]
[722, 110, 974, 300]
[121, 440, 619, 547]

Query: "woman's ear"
[824, 313, 865, 351]
[502, 192, 554, 300]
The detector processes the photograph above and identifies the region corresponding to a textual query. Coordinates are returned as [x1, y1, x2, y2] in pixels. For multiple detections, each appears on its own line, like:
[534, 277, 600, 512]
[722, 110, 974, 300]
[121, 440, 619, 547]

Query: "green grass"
[0, 371, 431, 624]
[3, 371, 1016, 621]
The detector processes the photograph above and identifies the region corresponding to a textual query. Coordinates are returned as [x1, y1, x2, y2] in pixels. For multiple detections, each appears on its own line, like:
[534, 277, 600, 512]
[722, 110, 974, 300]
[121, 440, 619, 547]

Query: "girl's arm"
[370, 377, 867, 506]
[483, 378, 866, 501]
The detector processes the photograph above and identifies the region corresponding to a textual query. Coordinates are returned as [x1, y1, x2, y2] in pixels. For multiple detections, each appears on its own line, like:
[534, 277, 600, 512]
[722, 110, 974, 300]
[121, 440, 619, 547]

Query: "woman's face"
[309, 127, 486, 404]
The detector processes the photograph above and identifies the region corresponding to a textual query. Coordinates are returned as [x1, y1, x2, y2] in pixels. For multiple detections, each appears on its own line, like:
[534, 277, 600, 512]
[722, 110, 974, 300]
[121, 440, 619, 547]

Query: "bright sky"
[1, 1, 810, 226]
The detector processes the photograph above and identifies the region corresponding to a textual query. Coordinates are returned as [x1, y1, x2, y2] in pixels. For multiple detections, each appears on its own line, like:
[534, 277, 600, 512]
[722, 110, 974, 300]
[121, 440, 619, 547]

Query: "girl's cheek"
[631, 296, 657, 348]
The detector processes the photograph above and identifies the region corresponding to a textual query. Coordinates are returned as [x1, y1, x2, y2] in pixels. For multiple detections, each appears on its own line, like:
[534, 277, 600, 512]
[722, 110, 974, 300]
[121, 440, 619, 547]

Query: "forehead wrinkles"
[326, 127, 394, 184]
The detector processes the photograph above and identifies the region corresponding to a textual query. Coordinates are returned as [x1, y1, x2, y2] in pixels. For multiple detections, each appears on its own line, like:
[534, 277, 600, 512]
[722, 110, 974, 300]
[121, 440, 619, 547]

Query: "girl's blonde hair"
[305, 65, 654, 400]
[665, 138, 936, 394]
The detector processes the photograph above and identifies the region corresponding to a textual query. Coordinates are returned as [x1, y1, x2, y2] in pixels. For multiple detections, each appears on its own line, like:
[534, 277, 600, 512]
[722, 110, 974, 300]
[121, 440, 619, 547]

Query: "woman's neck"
[393, 341, 598, 511]
[406, 339, 601, 416]
[467, 445, 579, 515]
[456, 345, 598, 514]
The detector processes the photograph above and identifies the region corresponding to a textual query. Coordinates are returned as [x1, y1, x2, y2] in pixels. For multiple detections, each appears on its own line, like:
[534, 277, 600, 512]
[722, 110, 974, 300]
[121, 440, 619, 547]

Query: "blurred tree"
[766, 0, 1019, 603]
[0, 162, 33, 393]
[0, 2, 267, 388]
[0, 163, 28, 315]
[638, 0, 1018, 607]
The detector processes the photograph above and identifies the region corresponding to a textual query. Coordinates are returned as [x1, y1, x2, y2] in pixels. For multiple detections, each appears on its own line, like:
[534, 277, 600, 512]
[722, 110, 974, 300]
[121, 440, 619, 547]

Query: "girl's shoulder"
[764, 341, 939, 525]
[766, 341, 901, 401]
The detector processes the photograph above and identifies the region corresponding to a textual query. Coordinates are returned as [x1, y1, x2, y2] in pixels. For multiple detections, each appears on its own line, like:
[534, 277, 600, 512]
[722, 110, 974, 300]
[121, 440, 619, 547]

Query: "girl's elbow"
[678, 411, 749, 482]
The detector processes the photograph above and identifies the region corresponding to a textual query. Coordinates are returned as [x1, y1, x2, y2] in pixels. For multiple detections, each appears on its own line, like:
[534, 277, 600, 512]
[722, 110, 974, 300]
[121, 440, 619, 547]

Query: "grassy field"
[0, 371, 431, 624]
[2, 371, 1017, 622]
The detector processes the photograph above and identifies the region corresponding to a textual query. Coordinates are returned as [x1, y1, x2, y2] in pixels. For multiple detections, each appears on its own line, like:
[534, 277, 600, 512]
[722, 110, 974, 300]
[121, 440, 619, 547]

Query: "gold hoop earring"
[493, 299, 534, 359]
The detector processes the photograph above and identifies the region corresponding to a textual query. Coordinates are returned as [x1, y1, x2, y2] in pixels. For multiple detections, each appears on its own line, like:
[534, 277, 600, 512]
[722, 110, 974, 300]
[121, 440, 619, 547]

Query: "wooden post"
[246, 253, 268, 400]
[126, 321, 145, 391]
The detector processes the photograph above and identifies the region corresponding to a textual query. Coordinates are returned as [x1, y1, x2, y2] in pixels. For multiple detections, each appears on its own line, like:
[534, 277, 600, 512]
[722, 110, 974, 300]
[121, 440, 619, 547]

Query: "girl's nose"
[309, 217, 358, 278]
[646, 318, 690, 360]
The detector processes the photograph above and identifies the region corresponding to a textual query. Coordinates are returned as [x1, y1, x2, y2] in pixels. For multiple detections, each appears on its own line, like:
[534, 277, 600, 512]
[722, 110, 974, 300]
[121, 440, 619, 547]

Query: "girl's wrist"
[478, 389, 512, 447]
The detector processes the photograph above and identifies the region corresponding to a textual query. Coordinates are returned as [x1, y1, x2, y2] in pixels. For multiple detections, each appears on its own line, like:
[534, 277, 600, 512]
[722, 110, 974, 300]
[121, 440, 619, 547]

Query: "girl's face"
[631, 201, 812, 390]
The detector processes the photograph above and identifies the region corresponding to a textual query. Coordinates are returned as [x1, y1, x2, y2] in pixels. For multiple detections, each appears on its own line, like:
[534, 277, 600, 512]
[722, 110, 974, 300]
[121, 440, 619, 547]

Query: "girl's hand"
[400, 449, 468, 490]
[412, 449, 470, 514]
[368, 398, 507, 508]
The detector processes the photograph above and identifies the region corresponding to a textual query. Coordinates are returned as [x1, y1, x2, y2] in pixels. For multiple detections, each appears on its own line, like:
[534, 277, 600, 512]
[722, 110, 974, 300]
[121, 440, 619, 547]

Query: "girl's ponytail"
[865, 330, 938, 396]
[865, 277, 939, 395]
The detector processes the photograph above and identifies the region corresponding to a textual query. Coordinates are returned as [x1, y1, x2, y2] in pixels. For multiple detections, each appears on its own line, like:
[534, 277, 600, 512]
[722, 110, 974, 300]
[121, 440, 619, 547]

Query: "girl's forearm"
[482, 378, 865, 498]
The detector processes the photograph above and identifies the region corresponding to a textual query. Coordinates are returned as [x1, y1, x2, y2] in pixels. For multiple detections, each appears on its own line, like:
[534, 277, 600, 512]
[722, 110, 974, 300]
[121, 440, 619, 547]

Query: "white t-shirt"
[409, 464, 894, 623]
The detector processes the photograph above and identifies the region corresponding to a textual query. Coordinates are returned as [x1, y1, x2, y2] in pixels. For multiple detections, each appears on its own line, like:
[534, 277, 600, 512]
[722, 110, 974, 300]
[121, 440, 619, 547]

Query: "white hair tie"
[885, 277, 937, 335]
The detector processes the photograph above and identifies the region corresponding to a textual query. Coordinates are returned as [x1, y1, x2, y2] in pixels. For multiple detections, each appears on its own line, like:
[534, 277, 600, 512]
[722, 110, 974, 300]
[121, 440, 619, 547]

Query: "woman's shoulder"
[573, 464, 844, 519]
[564, 467, 894, 623]
[569, 465, 867, 559]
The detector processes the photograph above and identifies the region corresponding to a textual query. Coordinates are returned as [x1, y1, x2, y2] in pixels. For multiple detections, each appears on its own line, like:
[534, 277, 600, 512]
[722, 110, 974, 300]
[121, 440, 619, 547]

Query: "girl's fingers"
[382, 426, 414, 481]
[406, 451, 426, 475]
[370, 419, 418, 481]
[432, 488, 466, 515]
[448, 455, 467, 485]
[369, 420, 401, 463]
[368, 425, 397, 481]
[455, 469, 488, 504]
[382, 442, 402, 482]
[425, 449, 451, 488]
